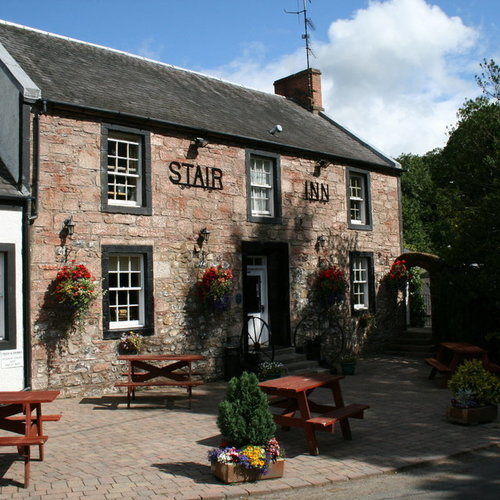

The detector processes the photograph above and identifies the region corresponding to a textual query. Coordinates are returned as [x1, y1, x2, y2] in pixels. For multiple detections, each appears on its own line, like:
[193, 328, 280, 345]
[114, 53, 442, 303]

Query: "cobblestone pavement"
[1, 356, 498, 499]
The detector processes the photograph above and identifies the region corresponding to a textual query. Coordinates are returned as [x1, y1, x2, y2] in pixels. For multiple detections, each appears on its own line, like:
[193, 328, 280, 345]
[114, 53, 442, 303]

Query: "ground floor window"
[0, 244, 16, 349]
[350, 252, 374, 313]
[102, 245, 153, 339]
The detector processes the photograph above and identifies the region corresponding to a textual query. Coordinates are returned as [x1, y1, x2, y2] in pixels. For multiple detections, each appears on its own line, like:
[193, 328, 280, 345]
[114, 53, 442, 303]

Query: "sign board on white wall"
[0, 350, 23, 368]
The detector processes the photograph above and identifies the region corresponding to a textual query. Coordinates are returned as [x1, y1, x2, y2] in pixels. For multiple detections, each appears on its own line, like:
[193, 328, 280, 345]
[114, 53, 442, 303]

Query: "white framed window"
[352, 256, 369, 310]
[108, 254, 145, 329]
[0, 252, 5, 340]
[349, 174, 366, 225]
[250, 156, 274, 217]
[107, 133, 142, 207]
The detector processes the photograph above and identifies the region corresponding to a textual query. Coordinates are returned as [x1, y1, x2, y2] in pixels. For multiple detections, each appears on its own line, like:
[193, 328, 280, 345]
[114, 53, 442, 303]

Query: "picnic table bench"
[425, 342, 488, 387]
[0, 390, 61, 487]
[115, 354, 205, 408]
[259, 373, 369, 455]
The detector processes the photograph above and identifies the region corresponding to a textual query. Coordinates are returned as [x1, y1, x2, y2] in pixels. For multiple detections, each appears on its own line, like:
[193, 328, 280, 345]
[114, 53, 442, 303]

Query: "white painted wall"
[0, 207, 24, 390]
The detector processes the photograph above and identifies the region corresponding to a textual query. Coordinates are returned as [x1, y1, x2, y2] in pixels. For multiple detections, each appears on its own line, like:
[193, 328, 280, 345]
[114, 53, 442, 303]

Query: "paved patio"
[0, 356, 498, 499]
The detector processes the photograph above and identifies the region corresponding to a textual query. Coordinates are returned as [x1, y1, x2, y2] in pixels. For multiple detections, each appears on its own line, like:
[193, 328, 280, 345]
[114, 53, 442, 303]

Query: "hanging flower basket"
[118, 332, 143, 354]
[315, 266, 348, 308]
[53, 262, 97, 320]
[386, 259, 411, 291]
[198, 266, 234, 312]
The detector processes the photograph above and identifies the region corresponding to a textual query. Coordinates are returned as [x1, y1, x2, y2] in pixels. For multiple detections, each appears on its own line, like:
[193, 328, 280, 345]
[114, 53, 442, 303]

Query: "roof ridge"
[0, 18, 283, 100]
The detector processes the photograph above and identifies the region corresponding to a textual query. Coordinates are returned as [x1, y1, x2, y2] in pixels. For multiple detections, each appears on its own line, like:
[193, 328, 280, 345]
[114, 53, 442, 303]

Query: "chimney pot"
[273, 68, 324, 113]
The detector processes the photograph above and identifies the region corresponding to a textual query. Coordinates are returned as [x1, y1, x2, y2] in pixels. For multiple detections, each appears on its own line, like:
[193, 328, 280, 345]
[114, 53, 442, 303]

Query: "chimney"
[273, 68, 324, 113]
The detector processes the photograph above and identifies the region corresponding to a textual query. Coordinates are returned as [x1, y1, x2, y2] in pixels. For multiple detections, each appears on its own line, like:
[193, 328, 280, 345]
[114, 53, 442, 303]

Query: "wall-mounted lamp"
[193, 137, 208, 148]
[268, 124, 283, 135]
[199, 227, 211, 244]
[314, 159, 331, 177]
[317, 234, 327, 248]
[62, 216, 75, 236]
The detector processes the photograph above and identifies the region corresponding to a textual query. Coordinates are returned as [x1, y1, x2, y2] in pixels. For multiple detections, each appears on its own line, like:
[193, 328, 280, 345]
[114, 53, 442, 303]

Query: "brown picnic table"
[115, 354, 205, 408]
[258, 373, 369, 456]
[0, 390, 61, 487]
[425, 342, 489, 386]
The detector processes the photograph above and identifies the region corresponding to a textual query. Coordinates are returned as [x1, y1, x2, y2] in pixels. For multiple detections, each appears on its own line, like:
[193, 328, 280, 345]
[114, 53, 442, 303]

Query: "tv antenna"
[285, 0, 315, 70]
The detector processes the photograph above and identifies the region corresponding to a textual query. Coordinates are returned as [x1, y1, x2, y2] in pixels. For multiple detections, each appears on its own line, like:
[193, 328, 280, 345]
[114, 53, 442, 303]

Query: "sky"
[0, 0, 498, 157]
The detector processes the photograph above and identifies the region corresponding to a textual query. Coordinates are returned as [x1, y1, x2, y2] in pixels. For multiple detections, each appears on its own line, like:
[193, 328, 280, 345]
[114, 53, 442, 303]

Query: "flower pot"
[340, 361, 356, 375]
[211, 459, 284, 484]
[446, 404, 497, 425]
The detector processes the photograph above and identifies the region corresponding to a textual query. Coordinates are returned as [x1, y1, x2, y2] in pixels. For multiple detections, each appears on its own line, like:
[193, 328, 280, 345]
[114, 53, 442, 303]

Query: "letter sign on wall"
[169, 161, 223, 190]
[304, 181, 329, 202]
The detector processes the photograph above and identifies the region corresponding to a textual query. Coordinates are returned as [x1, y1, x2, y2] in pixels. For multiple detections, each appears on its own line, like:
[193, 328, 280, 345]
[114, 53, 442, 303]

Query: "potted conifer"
[447, 359, 499, 425]
[208, 372, 285, 483]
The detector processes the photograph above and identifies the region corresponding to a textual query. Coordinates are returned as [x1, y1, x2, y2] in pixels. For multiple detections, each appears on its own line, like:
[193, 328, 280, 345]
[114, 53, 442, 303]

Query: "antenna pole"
[302, 0, 311, 70]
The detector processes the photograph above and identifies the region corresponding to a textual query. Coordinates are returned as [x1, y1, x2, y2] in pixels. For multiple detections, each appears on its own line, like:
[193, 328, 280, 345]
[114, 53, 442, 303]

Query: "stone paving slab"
[1, 356, 498, 499]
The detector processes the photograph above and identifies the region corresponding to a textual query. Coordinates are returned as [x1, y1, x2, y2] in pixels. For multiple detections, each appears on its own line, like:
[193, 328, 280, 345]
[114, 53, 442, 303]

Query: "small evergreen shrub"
[448, 359, 500, 407]
[217, 372, 276, 448]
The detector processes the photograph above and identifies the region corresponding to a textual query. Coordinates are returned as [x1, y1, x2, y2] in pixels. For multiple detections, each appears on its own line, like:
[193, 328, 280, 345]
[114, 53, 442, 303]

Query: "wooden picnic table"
[0, 390, 61, 487]
[425, 342, 488, 386]
[258, 373, 369, 456]
[115, 354, 205, 408]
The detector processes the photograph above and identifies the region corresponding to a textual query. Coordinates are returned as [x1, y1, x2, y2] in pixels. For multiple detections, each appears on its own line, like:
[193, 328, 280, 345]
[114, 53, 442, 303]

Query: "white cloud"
[203, 0, 481, 156]
[134, 37, 164, 61]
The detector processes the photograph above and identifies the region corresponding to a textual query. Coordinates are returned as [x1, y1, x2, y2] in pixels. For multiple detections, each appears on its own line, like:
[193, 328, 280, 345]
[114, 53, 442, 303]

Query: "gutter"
[45, 99, 403, 176]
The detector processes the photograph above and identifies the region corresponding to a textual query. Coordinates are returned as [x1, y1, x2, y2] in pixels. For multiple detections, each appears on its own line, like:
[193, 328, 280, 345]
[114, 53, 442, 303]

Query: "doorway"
[242, 242, 290, 347]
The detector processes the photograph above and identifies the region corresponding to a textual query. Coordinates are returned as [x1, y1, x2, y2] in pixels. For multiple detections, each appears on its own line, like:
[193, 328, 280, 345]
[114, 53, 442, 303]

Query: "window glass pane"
[352, 256, 369, 309]
[117, 142, 127, 157]
[108, 254, 145, 328]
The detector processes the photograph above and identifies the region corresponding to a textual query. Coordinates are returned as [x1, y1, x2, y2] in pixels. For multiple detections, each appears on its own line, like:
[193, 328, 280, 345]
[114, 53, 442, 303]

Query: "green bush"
[217, 372, 276, 447]
[448, 359, 500, 406]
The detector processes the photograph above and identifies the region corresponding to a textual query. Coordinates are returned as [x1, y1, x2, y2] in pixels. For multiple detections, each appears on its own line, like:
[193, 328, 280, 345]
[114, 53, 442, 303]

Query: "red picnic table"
[115, 354, 205, 408]
[258, 373, 369, 455]
[0, 390, 61, 487]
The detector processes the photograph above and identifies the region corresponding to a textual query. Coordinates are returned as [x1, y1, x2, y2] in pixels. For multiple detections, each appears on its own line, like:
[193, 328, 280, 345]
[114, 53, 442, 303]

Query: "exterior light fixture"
[317, 234, 327, 248]
[318, 159, 330, 169]
[199, 227, 210, 243]
[194, 137, 208, 148]
[63, 216, 75, 236]
[268, 124, 283, 135]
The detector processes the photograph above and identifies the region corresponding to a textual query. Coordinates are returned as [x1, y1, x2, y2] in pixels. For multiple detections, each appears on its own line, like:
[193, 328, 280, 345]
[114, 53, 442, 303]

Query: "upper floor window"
[0, 244, 16, 350]
[102, 245, 153, 339]
[101, 124, 151, 215]
[246, 150, 281, 224]
[347, 168, 372, 230]
[107, 133, 141, 207]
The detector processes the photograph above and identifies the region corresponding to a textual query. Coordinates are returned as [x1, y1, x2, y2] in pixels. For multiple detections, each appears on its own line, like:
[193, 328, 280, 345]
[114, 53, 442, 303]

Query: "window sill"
[103, 326, 153, 340]
[248, 215, 282, 224]
[348, 222, 373, 231]
[101, 204, 152, 216]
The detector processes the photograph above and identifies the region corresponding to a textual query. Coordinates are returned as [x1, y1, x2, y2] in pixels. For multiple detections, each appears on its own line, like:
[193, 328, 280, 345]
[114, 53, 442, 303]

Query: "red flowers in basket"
[388, 260, 411, 281]
[54, 262, 97, 315]
[198, 266, 234, 311]
[316, 266, 348, 306]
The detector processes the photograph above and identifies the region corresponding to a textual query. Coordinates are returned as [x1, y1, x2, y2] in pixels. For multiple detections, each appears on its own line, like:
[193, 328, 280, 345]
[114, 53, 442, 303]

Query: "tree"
[217, 372, 276, 447]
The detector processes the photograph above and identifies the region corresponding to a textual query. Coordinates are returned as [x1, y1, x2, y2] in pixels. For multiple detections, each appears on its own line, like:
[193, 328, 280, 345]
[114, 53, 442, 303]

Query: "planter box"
[446, 405, 497, 425]
[211, 459, 284, 484]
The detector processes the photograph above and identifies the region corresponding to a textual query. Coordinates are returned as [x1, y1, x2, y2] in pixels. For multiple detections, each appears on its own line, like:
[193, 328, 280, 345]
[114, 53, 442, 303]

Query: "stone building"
[0, 21, 402, 395]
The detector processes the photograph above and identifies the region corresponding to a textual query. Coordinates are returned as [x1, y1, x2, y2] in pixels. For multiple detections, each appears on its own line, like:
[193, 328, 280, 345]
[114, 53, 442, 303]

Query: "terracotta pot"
[446, 404, 497, 425]
[211, 459, 284, 483]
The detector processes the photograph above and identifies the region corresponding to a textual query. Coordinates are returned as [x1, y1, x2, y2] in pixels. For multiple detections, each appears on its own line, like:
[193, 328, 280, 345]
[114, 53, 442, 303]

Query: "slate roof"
[0, 21, 398, 170]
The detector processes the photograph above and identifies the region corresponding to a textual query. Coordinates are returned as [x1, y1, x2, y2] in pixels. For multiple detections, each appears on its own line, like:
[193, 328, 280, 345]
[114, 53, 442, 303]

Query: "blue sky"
[0, 0, 498, 155]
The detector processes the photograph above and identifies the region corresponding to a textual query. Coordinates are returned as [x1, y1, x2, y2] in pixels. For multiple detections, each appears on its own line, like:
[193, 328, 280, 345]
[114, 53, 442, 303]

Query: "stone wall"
[30, 112, 402, 396]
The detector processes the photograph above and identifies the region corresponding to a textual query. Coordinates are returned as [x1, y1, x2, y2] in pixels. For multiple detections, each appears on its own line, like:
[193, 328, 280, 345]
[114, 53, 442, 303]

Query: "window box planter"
[446, 405, 497, 425]
[211, 459, 284, 484]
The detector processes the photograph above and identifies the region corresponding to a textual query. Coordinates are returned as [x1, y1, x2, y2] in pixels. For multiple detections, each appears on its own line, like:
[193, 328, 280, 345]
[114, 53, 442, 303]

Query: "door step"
[273, 347, 327, 375]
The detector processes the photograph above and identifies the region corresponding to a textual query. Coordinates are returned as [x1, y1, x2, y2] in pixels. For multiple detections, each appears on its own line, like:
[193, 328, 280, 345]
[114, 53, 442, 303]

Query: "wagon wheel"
[240, 316, 274, 367]
[292, 310, 324, 349]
